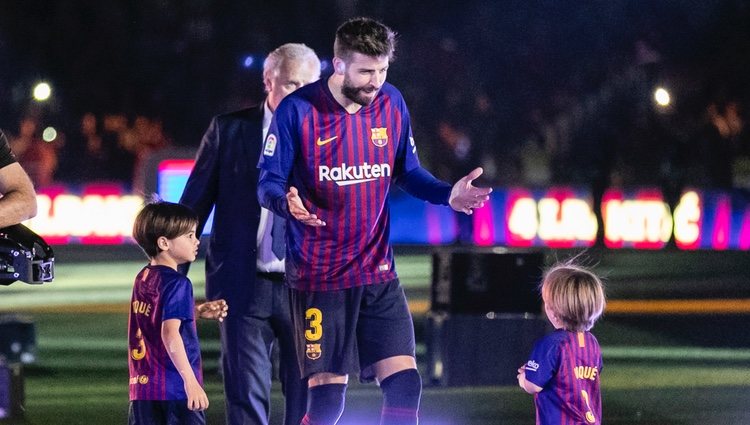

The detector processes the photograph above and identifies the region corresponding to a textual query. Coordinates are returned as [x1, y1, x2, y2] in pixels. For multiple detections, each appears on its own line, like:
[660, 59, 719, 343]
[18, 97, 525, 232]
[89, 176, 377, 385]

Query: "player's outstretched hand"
[196, 299, 228, 322]
[449, 167, 493, 215]
[287, 186, 326, 227]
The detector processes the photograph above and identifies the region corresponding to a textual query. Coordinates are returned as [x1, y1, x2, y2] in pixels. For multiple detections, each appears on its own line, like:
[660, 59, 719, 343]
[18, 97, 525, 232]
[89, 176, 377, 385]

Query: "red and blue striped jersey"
[128, 265, 202, 401]
[523, 330, 603, 425]
[258, 80, 426, 291]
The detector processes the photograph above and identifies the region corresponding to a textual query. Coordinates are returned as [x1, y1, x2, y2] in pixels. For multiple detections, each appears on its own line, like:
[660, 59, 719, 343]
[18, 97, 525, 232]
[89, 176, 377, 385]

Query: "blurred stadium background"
[2, 1, 750, 424]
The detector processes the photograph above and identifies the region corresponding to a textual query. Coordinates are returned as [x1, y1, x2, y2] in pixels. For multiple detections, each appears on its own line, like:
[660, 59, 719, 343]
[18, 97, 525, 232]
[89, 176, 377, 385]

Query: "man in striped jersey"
[258, 17, 491, 425]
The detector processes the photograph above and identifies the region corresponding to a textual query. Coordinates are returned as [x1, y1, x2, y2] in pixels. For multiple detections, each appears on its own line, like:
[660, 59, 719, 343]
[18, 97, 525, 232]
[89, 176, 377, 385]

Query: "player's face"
[168, 226, 199, 265]
[266, 59, 320, 111]
[340, 53, 389, 106]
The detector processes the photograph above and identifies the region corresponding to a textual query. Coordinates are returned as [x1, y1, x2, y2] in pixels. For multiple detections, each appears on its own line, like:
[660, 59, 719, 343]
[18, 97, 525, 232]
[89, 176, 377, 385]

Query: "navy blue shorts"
[128, 400, 206, 425]
[289, 279, 416, 382]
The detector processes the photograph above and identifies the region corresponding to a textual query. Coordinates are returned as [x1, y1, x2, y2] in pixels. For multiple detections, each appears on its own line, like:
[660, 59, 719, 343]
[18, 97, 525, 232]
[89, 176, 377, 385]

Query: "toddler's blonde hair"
[541, 262, 606, 331]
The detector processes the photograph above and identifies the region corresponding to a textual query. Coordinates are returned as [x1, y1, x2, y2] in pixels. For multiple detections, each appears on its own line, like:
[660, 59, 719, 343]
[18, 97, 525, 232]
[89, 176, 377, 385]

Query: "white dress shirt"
[256, 100, 285, 273]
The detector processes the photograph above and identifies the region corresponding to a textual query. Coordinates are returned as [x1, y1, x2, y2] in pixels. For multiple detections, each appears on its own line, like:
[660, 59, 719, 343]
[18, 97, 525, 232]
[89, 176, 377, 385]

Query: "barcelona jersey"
[258, 80, 424, 291]
[523, 330, 603, 425]
[128, 265, 202, 400]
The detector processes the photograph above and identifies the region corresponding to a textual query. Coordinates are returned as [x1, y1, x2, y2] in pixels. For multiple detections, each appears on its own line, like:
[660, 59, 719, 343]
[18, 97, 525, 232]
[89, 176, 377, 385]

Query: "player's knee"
[380, 368, 422, 408]
[301, 383, 347, 425]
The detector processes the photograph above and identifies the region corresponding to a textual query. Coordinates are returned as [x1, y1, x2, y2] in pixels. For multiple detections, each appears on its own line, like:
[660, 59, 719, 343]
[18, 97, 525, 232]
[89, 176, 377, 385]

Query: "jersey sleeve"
[257, 98, 299, 215]
[258, 97, 298, 181]
[391, 96, 451, 204]
[393, 98, 421, 176]
[523, 335, 561, 389]
[161, 275, 195, 321]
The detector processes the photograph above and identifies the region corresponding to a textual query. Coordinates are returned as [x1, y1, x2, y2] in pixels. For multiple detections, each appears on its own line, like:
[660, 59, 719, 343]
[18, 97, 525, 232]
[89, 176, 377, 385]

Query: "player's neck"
[328, 75, 362, 115]
[150, 254, 178, 271]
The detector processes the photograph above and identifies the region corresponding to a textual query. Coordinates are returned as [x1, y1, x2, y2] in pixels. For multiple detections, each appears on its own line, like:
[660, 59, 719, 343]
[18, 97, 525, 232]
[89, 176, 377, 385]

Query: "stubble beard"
[342, 76, 378, 106]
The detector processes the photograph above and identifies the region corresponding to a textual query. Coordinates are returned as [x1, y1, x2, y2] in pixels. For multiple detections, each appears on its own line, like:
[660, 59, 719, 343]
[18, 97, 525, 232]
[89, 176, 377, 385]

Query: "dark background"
[0, 0, 749, 191]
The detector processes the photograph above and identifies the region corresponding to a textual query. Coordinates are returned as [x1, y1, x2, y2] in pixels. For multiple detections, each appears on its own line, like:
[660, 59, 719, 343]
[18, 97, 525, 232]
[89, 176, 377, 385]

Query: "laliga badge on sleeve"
[263, 133, 277, 157]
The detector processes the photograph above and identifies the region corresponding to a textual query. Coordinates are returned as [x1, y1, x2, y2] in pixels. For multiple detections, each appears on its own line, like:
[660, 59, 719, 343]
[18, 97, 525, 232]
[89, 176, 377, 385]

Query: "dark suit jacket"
[180, 105, 264, 316]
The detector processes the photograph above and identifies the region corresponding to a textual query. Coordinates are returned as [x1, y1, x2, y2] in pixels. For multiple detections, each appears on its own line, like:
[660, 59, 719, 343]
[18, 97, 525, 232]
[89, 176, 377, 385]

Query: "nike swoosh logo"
[316, 136, 337, 146]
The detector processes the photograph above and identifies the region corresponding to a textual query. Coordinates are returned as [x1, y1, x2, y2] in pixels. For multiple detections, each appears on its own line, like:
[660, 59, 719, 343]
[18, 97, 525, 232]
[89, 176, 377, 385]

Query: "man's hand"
[196, 300, 228, 322]
[286, 186, 326, 227]
[448, 167, 493, 215]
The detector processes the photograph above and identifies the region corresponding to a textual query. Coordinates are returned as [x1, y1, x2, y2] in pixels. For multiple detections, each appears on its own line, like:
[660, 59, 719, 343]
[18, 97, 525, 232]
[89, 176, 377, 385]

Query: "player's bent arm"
[517, 369, 543, 394]
[257, 169, 290, 218]
[394, 167, 451, 205]
[0, 163, 37, 228]
[161, 319, 209, 411]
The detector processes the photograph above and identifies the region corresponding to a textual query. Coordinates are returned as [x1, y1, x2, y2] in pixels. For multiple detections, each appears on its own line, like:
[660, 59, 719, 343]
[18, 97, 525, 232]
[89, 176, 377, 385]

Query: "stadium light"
[654, 87, 671, 107]
[32, 82, 52, 102]
[42, 127, 57, 142]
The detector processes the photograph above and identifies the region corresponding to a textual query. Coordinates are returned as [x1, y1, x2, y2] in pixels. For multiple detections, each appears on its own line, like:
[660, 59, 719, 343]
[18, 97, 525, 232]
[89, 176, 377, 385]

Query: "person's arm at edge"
[161, 319, 209, 411]
[0, 163, 37, 228]
[393, 166, 452, 205]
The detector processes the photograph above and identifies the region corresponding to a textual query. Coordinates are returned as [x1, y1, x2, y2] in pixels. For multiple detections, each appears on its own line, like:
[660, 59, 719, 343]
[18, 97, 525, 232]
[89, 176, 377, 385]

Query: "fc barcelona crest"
[306, 343, 322, 360]
[371, 127, 388, 147]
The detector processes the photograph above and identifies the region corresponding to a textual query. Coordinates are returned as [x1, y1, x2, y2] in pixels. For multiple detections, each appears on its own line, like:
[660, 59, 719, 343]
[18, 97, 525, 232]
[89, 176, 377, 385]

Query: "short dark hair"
[132, 201, 198, 258]
[334, 17, 397, 62]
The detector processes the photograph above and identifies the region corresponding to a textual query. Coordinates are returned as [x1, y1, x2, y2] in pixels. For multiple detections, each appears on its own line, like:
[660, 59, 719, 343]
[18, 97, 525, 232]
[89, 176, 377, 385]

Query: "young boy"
[517, 261, 606, 425]
[128, 201, 228, 425]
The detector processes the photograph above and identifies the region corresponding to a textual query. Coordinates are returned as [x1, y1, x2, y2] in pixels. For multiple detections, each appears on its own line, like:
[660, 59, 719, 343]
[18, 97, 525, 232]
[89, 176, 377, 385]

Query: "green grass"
[3, 254, 750, 424]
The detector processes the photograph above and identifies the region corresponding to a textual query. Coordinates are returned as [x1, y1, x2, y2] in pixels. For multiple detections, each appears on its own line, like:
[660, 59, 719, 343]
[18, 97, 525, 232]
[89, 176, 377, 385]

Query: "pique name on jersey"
[318, 162, 391, 186]
[573, 365, 599, 381]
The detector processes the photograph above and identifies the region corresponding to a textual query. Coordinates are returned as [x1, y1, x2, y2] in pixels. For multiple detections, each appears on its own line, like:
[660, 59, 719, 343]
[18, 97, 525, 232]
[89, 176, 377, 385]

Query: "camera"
[0, 224, 54, 286]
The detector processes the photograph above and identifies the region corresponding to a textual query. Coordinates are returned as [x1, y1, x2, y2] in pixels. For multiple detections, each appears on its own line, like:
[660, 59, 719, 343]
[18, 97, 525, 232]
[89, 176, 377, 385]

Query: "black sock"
[300, 383, 347, 425]
[379, 369, 422, 425]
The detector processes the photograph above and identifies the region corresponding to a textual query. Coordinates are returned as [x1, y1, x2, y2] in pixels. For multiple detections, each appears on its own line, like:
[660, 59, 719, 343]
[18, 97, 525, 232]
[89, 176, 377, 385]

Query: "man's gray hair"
[263, 43, 321, 81]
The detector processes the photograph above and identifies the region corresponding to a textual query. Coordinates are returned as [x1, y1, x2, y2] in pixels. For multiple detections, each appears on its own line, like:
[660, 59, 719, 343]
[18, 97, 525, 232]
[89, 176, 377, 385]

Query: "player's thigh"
[357, 279, 416, 381]
[289, 287, 364, 379]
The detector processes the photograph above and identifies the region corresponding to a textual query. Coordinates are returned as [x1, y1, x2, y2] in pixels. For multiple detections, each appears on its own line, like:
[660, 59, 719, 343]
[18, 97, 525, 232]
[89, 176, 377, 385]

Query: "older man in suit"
[180, 43, 321, 425]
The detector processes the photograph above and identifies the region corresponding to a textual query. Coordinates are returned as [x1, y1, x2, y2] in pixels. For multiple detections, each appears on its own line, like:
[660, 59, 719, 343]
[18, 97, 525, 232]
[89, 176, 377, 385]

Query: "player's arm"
[394, 166, 451, 205]
[258, 171, 325, 227]
[257, 99, 325, 227]
[258, 169, 290, 217]
[161, 319, 209, 411]
[0, 162, 37, 228]
[517, 365, 543, 394]
[392, 99, 490, 214]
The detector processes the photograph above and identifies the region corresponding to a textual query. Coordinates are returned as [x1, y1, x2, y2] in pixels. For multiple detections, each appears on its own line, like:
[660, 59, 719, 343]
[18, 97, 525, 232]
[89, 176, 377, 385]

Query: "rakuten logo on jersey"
[318, 162, 391, 186]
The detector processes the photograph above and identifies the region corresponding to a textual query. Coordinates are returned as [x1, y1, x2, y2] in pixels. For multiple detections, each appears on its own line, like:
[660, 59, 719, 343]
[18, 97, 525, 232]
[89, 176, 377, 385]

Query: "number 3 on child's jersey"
[305, 308, 323, 341]
[581, 390, 596, 423]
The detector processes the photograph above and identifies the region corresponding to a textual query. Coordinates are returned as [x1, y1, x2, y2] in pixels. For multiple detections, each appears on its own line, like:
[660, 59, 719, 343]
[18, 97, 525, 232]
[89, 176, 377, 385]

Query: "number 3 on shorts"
[305, 308, 323, 341]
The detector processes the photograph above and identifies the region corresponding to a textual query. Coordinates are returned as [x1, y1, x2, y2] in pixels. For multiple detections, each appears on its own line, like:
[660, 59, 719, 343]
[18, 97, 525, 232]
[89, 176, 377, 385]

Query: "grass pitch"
[1, 254, 750, 424]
